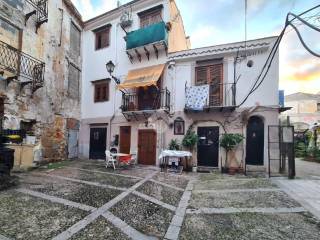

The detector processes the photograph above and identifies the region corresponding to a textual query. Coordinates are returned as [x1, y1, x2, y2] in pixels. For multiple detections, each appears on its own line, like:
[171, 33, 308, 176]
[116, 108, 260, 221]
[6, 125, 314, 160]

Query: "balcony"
[25, 0, 48, 33]
[126, 21, 168, 63]
[0, 40, 45, 93]
[121, 88, 170, 121]
[185, 82, 236, 113]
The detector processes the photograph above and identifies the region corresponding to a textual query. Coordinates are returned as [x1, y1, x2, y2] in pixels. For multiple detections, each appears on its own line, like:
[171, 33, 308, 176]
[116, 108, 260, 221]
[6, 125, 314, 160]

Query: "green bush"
[220, 133, 244, 151]
[295, 142, 307, 158]
[168, 139, 181, 150]
[182, 130, 198, 150]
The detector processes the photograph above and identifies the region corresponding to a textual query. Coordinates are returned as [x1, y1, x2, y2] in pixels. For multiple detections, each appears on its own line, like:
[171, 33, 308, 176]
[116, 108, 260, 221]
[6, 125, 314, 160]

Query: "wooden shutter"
[95, 28, 110, 50]
[195, 66, 208, 85]
[94, 81, 109, 102]
[140, 9, 162, 28]
[208, 64, 223, 106]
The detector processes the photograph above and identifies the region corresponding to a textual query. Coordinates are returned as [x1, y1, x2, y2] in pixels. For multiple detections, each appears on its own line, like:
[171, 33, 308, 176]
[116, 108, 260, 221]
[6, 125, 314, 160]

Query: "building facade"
[283, 92, 320, 130]
[79, 0, 280, 170]
[0, 0, 82, 165]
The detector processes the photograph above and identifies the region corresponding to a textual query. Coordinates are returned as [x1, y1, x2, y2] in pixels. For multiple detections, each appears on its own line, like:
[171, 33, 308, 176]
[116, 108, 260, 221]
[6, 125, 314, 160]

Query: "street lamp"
[106, 60, 120, 84]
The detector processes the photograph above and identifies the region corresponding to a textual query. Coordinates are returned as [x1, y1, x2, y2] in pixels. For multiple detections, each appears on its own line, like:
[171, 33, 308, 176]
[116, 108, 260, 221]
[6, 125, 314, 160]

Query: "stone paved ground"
[0, 159, 319, 240]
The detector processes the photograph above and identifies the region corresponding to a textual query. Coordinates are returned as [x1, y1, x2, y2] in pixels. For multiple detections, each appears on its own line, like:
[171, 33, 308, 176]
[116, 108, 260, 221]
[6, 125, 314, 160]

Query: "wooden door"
[197, 127, 219, 167]
[89, 128, 107, 159]
[120, 126, 131, 154]
[138, 130, 156, 165]
[246, 116, 264, 165]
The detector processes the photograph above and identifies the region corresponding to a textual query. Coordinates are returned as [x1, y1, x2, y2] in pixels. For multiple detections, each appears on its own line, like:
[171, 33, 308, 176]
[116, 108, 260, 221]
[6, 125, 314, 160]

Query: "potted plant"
[168, 139, 181, 151]
[220, 133, 244, 175]
[182, 129, 198, 171]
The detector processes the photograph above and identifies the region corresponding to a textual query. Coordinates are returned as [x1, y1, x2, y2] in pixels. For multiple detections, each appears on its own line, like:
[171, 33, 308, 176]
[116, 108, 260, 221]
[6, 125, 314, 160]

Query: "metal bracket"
[153, 44, 159, 59]
[135, 49, 141, 62]
[19, 81, 32, 92]
[25, 10, 36, 26]
[144, 47, 150, 60]
[36, 19, 48, 33]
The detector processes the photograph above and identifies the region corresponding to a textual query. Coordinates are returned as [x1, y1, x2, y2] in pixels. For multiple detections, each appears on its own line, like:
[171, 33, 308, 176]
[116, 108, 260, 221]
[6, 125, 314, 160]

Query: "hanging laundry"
[185, 85, 209, 110]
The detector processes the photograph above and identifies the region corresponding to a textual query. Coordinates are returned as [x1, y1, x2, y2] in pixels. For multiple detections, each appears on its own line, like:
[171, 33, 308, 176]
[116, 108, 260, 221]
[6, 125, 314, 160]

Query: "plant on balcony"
[169, 139, 181, 151]
[220, 133, 244, 174]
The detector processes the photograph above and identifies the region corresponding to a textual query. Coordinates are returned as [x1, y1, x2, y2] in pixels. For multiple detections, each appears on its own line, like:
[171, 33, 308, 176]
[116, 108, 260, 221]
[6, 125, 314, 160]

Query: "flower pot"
[192, 166, 197, 172]
[228, 167, 237, 175]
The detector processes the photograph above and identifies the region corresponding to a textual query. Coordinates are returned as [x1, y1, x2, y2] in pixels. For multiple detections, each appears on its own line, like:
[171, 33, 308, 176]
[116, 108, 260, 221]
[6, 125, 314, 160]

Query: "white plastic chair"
[105, 150, 117, 170]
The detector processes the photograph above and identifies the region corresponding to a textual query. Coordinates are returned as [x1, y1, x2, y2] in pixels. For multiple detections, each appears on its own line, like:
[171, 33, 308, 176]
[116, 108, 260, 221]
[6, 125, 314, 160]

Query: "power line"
[237, 4, 320, 107]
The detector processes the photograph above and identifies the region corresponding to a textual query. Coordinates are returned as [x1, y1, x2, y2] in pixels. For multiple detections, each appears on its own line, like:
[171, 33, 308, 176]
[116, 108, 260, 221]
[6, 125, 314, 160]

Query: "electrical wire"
[237, 4, 320, 107]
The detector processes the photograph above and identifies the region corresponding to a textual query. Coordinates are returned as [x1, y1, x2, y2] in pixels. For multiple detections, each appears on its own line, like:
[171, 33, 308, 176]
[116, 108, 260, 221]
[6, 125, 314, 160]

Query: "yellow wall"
[168, 0, 190, 53]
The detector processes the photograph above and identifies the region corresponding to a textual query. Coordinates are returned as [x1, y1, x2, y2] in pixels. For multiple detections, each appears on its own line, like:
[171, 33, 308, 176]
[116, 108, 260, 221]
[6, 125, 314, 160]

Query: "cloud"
[71, 0, 119, 20]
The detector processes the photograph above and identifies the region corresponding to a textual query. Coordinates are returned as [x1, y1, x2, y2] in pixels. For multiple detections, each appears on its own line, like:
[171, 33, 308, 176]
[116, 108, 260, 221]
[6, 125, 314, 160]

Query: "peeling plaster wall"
[0, 0, 83, 161]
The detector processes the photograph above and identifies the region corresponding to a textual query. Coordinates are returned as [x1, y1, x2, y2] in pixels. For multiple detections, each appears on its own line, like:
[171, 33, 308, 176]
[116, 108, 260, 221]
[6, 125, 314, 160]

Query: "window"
[195, 63, 223, 86]
[94, 26, 111, 50]
[138, 5, 162, 28]
[94, 80, 110, 102]
[317, 103, 320, 112]
[68, 64, 81, 99]
[195, 62, 223, 106]
[70, 22, 81, 57]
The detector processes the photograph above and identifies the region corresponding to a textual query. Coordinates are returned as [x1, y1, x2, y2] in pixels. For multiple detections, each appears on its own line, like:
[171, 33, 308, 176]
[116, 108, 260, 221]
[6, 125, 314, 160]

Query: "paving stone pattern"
[0, 160, 319, 240]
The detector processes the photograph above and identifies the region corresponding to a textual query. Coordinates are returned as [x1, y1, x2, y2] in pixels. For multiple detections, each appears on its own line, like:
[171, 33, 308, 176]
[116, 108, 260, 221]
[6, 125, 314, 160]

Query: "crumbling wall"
[0, 0, 83, 162]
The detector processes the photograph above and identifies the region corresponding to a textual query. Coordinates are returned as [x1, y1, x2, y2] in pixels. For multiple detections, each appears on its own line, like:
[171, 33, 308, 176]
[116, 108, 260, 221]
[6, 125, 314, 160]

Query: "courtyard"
[0, 160, 319, 240]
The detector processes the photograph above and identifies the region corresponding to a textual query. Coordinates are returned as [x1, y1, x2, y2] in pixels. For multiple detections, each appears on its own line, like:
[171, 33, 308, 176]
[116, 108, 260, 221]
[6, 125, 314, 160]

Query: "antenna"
[245, 0, 247, 57]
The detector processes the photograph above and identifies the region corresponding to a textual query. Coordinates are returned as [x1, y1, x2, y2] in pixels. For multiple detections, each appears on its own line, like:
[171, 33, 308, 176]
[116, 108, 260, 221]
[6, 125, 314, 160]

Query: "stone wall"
[0, 0, 83, 162]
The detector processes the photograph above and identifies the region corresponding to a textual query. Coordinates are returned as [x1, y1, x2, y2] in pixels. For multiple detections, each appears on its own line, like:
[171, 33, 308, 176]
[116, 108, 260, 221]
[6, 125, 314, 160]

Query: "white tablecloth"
[158, 150, 192, 160]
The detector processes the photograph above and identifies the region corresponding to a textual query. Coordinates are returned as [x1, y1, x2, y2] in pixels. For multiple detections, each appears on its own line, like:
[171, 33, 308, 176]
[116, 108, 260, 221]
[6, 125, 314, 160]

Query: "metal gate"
[268, 125, 295, 178]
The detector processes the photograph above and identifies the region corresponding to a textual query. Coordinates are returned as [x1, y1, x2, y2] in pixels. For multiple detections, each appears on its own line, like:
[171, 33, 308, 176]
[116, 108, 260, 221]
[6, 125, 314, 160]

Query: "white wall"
[81, 0, 169, 120]
[169, 40, 279, 112]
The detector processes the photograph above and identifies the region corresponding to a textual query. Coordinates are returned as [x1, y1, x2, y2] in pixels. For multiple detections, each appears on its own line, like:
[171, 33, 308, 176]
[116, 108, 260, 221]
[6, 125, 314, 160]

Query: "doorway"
[68, 130, 79, 159]
[246, 116, 264, 165]
[120, 126, 131, 154]
[89, 127, 107, 159]
[197, 127, 219, 167]
[138, 130, 156, 165]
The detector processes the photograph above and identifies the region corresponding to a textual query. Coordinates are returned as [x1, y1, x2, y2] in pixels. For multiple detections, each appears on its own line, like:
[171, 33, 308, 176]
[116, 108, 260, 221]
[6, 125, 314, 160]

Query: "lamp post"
[106, 61, 120, 85]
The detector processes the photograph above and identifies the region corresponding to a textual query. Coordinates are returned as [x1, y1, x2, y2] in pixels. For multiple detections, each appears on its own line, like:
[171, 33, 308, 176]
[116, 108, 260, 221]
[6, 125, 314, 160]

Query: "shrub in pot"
[220, 133, 244, 174]
[182, 129, 198, 171]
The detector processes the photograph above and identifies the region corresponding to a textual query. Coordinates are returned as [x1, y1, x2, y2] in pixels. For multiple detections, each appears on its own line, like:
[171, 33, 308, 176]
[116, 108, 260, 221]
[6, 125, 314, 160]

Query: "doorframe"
[195, 124, 221, 169]
[120, 126, 131, 154]
[138, 129, 157, 165]
[89, 124, 108, 159]
[245, 115, 265, 166]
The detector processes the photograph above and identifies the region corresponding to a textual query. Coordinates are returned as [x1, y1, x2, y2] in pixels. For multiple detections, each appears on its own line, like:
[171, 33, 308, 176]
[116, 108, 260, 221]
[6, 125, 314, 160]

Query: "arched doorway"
[246, 116, 264, 165]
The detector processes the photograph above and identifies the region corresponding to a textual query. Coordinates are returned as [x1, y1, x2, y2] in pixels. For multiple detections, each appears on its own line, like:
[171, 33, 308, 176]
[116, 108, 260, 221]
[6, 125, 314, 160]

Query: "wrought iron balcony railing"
[185, 82, 236, 112]
[0, 40, 45, 92]
[25, 0, 48, 33]
[121, 88, 170, 113]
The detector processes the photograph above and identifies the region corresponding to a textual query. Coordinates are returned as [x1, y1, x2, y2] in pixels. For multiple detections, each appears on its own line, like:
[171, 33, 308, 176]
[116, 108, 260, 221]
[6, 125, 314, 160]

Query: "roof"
[168, 36, 278, 60]
[285, 92, 320, 102]
[63, 0, 83, 26]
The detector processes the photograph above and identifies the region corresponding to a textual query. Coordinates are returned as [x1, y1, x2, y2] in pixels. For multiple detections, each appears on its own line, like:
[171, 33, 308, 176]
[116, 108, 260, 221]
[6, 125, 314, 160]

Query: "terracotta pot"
[228, 167, 237, 175]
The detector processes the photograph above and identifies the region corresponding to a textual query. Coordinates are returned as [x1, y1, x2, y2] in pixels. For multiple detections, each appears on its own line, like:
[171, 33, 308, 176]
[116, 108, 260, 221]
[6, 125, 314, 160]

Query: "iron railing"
[121, 88, 170, 112]
[25, 0, 48, 32]
[0, 40, 45, 92]
[208, 82, 236, 107]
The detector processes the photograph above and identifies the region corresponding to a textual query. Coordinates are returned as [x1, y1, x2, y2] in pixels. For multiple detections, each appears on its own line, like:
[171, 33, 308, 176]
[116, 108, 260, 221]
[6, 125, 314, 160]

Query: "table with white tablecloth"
[159, 150, 192, 172]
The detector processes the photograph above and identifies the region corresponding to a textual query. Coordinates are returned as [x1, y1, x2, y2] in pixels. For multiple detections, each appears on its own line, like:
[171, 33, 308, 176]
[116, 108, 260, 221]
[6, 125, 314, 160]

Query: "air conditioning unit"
[120, 9, 133, 28]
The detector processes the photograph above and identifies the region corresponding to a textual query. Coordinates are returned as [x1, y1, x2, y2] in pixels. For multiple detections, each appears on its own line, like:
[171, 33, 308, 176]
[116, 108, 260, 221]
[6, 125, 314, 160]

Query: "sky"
[71, 0, 320, 95]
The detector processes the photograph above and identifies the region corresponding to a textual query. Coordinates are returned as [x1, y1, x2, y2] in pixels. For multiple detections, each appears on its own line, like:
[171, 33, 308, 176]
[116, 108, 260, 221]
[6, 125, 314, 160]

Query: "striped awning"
[118, 64, 165, 90]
